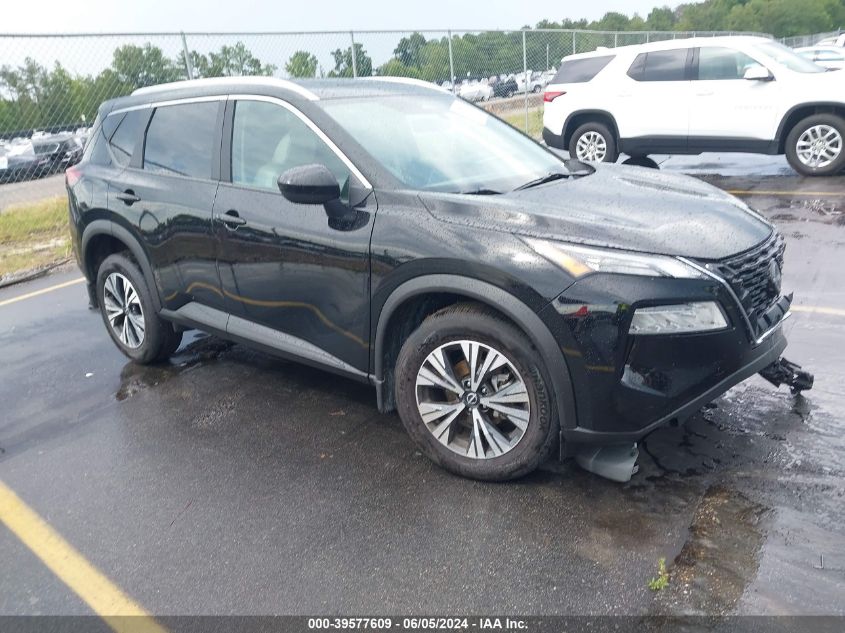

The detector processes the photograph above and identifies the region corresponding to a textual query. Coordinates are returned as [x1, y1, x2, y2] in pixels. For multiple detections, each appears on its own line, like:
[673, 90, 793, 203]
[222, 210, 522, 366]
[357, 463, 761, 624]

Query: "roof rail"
[359, 76, 449, 94]
[132, 77, 319, 101]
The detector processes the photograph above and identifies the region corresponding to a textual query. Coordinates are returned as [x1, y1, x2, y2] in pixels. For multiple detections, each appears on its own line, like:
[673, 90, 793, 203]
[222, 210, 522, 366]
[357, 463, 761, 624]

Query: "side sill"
[160, 302, 369, 383]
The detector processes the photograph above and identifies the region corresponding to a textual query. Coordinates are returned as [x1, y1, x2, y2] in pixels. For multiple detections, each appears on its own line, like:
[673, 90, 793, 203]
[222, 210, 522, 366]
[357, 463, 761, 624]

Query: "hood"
[418, 163, 772, 260]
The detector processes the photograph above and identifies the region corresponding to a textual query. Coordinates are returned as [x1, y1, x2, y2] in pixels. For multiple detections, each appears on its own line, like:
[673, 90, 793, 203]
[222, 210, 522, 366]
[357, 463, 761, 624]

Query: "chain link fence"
[780, 30, 843, 48]
[1, 27, 770, 281]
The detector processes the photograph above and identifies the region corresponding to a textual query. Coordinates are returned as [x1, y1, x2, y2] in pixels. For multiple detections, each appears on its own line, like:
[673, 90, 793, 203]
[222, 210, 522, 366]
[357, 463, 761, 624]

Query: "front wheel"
[568, 122, 618, 163]
[785, 113, 845, 176]
[395, 303, 558, 481]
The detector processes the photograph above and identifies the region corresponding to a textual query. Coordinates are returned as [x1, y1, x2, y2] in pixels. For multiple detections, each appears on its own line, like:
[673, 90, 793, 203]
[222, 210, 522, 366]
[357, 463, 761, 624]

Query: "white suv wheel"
[795, 124, 842, 169]
[575, 131, 608, 162]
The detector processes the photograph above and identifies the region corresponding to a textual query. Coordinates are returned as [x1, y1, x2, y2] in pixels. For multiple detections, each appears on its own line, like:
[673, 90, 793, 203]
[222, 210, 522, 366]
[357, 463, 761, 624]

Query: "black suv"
[68, 77, 794, 481]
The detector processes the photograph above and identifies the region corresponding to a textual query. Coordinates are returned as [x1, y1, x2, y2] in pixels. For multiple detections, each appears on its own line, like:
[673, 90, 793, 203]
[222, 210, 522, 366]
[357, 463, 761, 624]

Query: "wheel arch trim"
[562, 109, 620, 146]
[776, 102, 845, 153]
[80, 219, 162, 312]
[372, 274, 578, 431]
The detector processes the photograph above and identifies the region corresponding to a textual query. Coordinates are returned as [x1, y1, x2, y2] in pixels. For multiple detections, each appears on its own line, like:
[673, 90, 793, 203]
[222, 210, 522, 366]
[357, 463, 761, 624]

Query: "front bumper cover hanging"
[759, 357, 814, 394]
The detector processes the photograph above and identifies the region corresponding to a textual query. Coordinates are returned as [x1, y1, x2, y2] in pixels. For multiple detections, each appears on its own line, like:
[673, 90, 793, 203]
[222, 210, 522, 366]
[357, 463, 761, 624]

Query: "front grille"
[707, 232, 786, 334]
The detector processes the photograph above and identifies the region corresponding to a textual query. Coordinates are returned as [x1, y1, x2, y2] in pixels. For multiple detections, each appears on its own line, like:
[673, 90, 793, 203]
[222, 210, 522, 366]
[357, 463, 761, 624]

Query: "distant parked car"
[814, 33, 845, 47]
[34, 134, 85, 174]
[0, 142, 46, 182]
[459, 80, 493, 102]
[795, 46, 845, 70]
[543, 35, 845, 176]
[515, 71, 544, 94]
[491, 76, 518, 98]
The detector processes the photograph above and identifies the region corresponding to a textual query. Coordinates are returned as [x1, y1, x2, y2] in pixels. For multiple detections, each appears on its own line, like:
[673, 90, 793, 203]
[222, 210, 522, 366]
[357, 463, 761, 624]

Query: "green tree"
[646, 6, 678, 30]
[377, 59, 421, 78]
[111, 44, 181, 90]
[191, 42, 276, 78]
[285, 51, 319, 78]
[328, 43, 373, 77]
[393, 32, 428, 67]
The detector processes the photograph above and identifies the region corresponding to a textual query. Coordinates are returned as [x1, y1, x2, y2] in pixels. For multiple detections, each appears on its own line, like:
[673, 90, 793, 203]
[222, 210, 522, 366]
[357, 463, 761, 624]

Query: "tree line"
[2, 0, 844, 134]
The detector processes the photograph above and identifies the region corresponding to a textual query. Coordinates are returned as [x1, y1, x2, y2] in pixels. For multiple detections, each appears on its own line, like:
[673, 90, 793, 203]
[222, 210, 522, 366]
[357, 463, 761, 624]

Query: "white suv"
[542, 36, 845, 176]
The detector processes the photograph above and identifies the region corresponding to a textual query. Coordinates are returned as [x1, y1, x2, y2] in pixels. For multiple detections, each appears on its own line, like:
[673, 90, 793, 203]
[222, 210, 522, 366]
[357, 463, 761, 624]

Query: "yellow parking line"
[0, 479, 166, 633]
[0, 277, 85, 308]
[792, 305, 845, 317]
[726, 189, 843, 197]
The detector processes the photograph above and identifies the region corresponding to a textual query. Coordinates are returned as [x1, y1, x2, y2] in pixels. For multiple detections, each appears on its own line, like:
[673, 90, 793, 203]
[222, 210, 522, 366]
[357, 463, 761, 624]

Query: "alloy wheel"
[575, 130, 608, 162]
[796, 124, 843, 168]
[103, 272, 145, 349]
[415, 340, 530, 460]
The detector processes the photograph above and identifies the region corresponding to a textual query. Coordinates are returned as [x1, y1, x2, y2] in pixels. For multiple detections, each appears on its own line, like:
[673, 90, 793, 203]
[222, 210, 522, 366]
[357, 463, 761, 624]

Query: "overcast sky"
[2, 0, 673, 33]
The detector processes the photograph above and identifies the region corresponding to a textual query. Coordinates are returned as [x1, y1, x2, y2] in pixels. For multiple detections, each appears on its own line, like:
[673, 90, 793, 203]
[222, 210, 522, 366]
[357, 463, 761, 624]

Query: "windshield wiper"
[456, 188, 503, 195]
[513, 172, 568, 191]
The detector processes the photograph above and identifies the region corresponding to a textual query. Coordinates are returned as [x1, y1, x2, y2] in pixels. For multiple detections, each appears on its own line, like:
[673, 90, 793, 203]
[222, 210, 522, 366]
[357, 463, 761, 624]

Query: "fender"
[372, 274, 578, 432]
[562, 109, 620, 145]
[80, 219, 163, 312]
[775, 102, 845, 151]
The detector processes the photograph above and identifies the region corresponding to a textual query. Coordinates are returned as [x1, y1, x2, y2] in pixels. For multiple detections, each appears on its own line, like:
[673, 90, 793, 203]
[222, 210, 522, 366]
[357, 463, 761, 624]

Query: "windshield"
[320, 96, 566, 193]
[753, 41, 826, 73]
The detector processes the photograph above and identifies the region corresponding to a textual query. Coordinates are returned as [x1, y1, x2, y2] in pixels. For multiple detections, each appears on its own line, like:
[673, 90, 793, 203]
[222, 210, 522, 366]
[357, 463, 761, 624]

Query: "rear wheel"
[96, 253, 182, 364]
[785, 113, 845, 176]
[395, 303, 558, 481]
[569, 122, 618, 163]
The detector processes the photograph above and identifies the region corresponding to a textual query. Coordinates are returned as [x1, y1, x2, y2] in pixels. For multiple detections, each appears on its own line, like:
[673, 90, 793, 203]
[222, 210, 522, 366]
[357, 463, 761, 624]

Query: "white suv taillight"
[543, 91, 566, 102]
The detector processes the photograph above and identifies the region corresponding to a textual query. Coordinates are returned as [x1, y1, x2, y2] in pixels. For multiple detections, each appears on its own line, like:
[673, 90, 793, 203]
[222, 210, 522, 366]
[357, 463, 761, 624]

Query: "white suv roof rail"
[132, 77, 319, 101]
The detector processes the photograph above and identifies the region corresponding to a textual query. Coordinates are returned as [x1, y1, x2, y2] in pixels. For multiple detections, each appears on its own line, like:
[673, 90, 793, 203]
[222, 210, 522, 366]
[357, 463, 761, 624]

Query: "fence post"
[181, 32, 194, 80]
[572, 30, 576, 54]
[447, 30, 456, 93]
[350, 31, 358, 78]
[614, 33, 618, 47]
[523, 30, 529, 134]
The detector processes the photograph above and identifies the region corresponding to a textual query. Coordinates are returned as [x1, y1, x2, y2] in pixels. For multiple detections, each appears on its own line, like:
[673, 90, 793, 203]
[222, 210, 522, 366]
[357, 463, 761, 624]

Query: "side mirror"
[277, 164, 340, 205]
[743, 65, 773, 81]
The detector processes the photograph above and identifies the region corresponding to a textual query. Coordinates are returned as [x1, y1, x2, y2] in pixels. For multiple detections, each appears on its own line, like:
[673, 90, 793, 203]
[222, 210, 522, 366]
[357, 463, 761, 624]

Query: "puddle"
[653, 485, 769, 616]
[115, 333, 233, 401]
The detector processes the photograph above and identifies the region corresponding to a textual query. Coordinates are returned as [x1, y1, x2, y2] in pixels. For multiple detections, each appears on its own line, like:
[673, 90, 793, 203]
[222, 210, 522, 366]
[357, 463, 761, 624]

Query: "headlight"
[629, 302, 728, 335]
[525, 239, 704, 279]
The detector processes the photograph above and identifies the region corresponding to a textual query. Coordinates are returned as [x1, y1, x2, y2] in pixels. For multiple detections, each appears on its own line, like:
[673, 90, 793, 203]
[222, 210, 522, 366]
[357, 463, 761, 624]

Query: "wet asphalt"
[0, 155, 844, 617]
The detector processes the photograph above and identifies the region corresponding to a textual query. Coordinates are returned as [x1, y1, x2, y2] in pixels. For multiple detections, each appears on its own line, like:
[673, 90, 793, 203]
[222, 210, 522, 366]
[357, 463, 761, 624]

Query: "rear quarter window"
[551, 55, 615, 84]
[105, 110, 148, 167]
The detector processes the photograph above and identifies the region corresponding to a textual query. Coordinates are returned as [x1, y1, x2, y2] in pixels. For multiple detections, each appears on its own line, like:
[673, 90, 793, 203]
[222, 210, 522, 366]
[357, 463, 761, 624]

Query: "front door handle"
[220, 209, 246, 229]
[116, 189, 140, 205]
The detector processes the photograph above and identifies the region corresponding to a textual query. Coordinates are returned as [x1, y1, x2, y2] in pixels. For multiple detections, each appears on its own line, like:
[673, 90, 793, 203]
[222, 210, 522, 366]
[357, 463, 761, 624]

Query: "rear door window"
[551, 56, 615, 83]
[628, 49, 689, 81]
[143, 102, 219, 179]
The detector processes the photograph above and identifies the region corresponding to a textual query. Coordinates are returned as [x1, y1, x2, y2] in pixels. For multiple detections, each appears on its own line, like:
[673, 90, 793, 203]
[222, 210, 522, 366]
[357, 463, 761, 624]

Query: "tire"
[96, 253, 182, 364]
[622, 155, 659, 169]
[785, 113, 845, 176]
[394, 303, 558, 481]
[568, 122, 618, 163]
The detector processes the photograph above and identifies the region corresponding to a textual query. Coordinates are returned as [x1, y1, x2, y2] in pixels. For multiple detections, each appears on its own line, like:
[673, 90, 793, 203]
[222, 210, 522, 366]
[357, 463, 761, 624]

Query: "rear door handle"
[116, 190, 140, 205]
[220, 209, 246, 229]
[695, 91, 715, 96]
